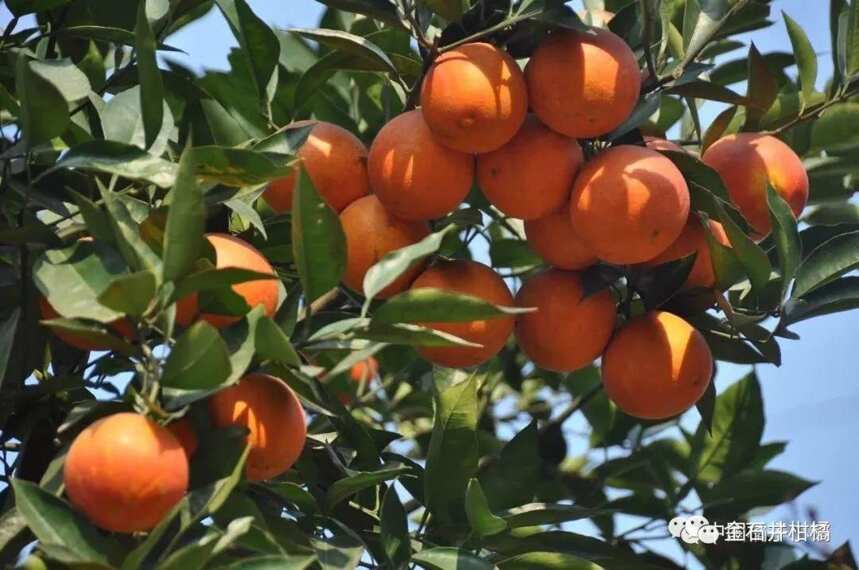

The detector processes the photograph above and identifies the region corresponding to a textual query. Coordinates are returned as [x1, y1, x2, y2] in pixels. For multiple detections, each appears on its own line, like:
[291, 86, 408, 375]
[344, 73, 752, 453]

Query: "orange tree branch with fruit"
[0, 0, 857, 568]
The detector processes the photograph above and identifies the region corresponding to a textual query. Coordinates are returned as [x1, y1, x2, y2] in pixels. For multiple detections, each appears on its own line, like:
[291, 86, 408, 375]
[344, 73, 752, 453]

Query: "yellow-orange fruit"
[368, 110, 474, 221]
[200, 234, 279, 329]
[569, 145, 690, 264]
[175, 294, 198, 328]
[524, 207, 598, 270]
[645, 218, 730, 290]
[40, 297, 135, 351]
[514, 270, 616, 372]
[644, 136, 686, 154]
[167, 417, 198, 459]
[340, 195, 431, 298]
[209, 373, 307, 481]
[263, 121, 369, 213]
[421, 42, 528, 154]
[411, 260, 514, 367]
[525, 29, 641, 138]
[64, 413, 188, 533]
[477, 115, 584, 220]
[702, 133, 809, 237]
[602, 311, 713, 420]
[350, 357, 379, 383]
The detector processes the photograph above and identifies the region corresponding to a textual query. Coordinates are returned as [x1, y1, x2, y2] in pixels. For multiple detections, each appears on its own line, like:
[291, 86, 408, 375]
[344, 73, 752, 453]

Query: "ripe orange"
[64, 413, 188, 533]
[525, 28, 641, 138]
[175, 294, 199, 328]
[368, 110, 474, 221]
[477, 115, 583, 220]
[410, 259, 514, 367]
[263, 120, 369, 213]
[167, 416, 198, 459]
[208, 373, 307, 481]
[644, 136, 686, 153]
[524, 207, 598, 270]
[514, 270, 616, 372]
[602, 311, 713, 420]
[644, 217, 730, 290]
[421, 42, 528, 154]
[569, 145, 690, 264]
[200, 234, 279, 329]
[702, 133, 809, 237]
[350, 357, 380, 383]
[340, 195, 431, 298]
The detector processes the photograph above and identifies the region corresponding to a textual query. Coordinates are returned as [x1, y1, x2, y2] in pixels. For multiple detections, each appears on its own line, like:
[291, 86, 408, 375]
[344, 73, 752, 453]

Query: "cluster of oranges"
[47, 23, 813, 534]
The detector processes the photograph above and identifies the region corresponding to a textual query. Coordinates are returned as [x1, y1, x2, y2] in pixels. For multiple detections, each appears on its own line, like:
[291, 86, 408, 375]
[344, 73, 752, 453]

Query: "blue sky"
[1, 0, 855, 557]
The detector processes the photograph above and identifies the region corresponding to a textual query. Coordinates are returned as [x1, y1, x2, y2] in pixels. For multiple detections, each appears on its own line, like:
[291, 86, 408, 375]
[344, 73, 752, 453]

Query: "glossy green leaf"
[702, 469, 817, 519]
[372, 288, 530, 325]
[419, 0, 469, 22]
[215, 0, 280, 103]
[254, 317, 301, 367]
[191, 146, 294, 187]
[804, 203, 859, 225]
[310, 0, 403, 28]
[291, 169, 347, 304]
[15, 54, 69, 148]
[0, 309, 19, 385]
[425, 369, 479, 524]
[478, 422, 540, 511]
[99, 183, 162, 277]
[793, 231, 859, 298]
[325, 464, 411, 509]
[412, 547, 493, 570]
[380, 486, 411, 568]
[135, 0, 165, 149]
[174, 267, 278, 301]
[163, 146, 205, 283]
[97, 270, 157, 317]
[846, 0, 859, 76]
[745, 43, 779, 129]
[289, 28, 397, 73]
[498, 552, 603, 570]
[767, 186, 802, 300]
[499, 503, 609, 529]
[465, 479, 507, 537]
[665, 80, 748, 105]
[783, 12, 818, 105]
[783, 276, 859, 326]
[809, 102, 859, 153]
[162, 321, 232, 390]
[48, 141, 178, 188]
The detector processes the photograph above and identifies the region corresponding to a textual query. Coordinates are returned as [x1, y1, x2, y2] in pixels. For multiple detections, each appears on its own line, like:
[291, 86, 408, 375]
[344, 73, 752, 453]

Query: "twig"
[638, 0, 658, 83]
[538, 383, 603, 436]
[769, 85, 859, 135]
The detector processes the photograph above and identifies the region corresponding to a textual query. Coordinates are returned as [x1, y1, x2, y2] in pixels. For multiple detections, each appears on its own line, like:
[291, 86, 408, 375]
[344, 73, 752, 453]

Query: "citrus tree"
[1, 0, 858, 568]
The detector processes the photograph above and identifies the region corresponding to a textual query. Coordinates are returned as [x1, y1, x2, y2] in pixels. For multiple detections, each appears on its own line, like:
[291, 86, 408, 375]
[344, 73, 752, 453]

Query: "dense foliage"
[1, 0, 858, 568]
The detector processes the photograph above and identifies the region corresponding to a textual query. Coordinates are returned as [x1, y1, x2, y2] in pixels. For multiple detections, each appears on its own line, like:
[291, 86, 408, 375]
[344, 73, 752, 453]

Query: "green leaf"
[40, 319, 134, 354]
[311, 0, 403, 28]
[783, 12, 818, 106]
[832, 0, 849, 85]
[767, 186, 802, 300]
[15, 54, 69, 148]
[412, 547, 493, 570]
[425, 369, 479, 524]
[702, 469, 817, 519]
[696, 379, 717, 433]
[499, 503, 609, 529]
[809, 102, 859, 153]
[665, 80, 748, 105]
[163, 146, 205, 283]
[99, 87, 175, 155]
[291, 169, 347, 304]
[135, 0, 165, 149]
[478, 422, 540, 511]
[33, 240, 128, 323]
[465, 479, 507, 537]
[99, 183, 163, 277]
[7, 0, 72, 15]
[0, 309, 19, 385]
[325, 464, 411, 509]
[363, 224, 458, 305]
[793, 231, 859, 298]
[12, 479, 122, 567]
[373, 288, 529, 325]
[703, 106, 738, 151]
[191, 146, 294, 187]
[254, 317, 301, 367]
[745, 43, 779, 129]
[694, 372, 764, 483]
[846, 0, 859, 76]
[711, 197, 774, 300]
[174, 267, 278, 300]
[783, 276, 859, 325]
[215, 0, 280, 104]
[97, 270, 157, 317]
[289, 28, 397, 74]
[380, 486, 411, 568]
[162, 321, 232, 390]
[69, 191, 114, 244]
[419, 0, 469, 22]
[221, 555, 318, 570]
[498, 552, 603, 570]
[48, 141, 178, 188]
[804, 203, 859, 225]
[311, 520, 365, 570]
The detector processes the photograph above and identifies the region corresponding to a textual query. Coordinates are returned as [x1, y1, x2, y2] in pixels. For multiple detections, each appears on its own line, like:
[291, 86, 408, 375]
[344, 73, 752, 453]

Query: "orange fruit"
[209, 373, 306, 481]
[702, 133, 809, 237]
[64, 413, 188, 533]
[644, 136, 686, 153]
[524, 207, 598, 270]
[410, 259, 514, 367]
[350, 357, 380, 383]
[167, 417, 198, 459]
[514, 270, 616, 372]
[200, 234, 279, 328]
[368, 110, 474, 221]
[569, 145, 690, 264]
[340, 195, 431, 298]
[263, 120, 369, 213]
[602, 311, 713, 420]
[39, 297, 135, 351]
[420, 42, 528, 154]
[477, 115, 583, 220]
[644, 217, 731, 290]
[525, 28, 641, 138]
